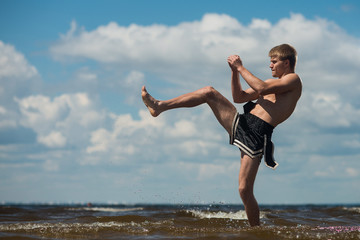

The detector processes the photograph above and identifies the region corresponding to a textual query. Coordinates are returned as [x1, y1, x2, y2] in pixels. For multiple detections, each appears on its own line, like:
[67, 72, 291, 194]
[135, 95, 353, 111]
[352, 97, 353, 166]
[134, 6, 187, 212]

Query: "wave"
[66, 207, 144, 212]
[343, 207, 360, 214]
[0, 221, 154, 235]
[186, 209, 266, 220]
[315, 226, 360, 233]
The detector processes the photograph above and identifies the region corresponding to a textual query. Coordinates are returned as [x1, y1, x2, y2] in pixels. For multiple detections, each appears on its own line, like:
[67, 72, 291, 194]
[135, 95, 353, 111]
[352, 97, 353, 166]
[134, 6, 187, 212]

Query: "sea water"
[0, 203, 359, 239]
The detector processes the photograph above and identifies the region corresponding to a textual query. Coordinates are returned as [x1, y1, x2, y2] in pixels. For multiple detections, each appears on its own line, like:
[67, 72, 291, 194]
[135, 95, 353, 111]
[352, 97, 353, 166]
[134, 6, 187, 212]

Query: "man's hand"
[227, 55, 243, 71]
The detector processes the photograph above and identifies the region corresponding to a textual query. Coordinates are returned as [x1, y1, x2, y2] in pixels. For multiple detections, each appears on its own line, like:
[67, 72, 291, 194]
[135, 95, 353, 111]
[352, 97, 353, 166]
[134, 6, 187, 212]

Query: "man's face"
[269, 57, 287, 78]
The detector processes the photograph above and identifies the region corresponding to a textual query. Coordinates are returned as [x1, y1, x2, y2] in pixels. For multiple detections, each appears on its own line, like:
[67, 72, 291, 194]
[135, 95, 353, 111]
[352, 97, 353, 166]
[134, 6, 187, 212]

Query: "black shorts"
[229, 103, 278, 169]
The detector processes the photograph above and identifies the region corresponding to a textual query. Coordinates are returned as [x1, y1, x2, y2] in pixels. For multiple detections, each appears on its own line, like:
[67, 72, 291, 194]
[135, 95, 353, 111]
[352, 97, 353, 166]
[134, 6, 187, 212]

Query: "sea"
[0, 203, 359, 239]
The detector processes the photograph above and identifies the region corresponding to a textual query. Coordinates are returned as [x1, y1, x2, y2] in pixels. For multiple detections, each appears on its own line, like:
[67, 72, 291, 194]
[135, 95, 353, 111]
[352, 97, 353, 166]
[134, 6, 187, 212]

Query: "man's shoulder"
[281, 73, 302, 90]
[264, 73, 301, 88]
[281, 73, 300, 81]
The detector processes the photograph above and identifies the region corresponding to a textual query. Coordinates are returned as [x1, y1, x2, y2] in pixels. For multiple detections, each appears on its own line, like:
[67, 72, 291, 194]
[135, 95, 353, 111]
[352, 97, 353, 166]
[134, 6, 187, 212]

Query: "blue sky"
[1, 0, 359, 204]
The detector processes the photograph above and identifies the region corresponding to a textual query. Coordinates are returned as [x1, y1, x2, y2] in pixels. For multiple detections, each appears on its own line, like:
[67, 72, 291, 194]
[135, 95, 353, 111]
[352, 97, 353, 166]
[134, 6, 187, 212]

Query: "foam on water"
[343, 207, 360, 213]
[315, 226, 360, 233]
[0, 221, 151, 234]
[187, 209, 266, 220]
[67, 207, 144, 212]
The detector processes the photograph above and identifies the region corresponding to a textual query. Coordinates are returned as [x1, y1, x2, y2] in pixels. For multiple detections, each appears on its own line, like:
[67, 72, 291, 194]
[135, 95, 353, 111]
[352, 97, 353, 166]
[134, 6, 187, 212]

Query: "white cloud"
[0, 106, 6, 115]
[249, 19, 272, 30]
[308, 154, 360, 179]
[177, 139, 213, 156]
[0, 42, 40, 102]
[50, 14, 266, 85]
[0, 41, 38, 79]
[168, 120, 197, 138]
[197, 162, 238, 181]
[295, 91, 360, 128]
[16, 95, 69, 130]
[0, 105, 17, 128]
[0, 41, 41, 130]
[16, 93, 105, 148]
[38, 131, 67, 148]
[84, 107, 228, 165]
[86, 128, 110, 153]
[343, 139, 360, 149]
[346, 168, 358, 177]
[123, 71, 145, 104]
[86, 110, 165, 160]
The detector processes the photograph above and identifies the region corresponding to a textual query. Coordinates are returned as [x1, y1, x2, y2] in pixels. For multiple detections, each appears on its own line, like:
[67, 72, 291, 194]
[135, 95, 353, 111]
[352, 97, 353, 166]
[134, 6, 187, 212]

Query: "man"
[141, 44, 302, 226]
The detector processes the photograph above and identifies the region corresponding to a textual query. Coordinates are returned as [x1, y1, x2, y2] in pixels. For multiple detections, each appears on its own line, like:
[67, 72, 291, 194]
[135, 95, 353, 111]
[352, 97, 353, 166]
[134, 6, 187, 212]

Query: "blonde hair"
[269, 44, 297, 70]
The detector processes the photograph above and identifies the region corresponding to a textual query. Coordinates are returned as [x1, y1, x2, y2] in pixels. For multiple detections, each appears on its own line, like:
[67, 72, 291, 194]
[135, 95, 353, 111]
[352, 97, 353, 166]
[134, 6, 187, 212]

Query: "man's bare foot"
[141, 86, 161, 117]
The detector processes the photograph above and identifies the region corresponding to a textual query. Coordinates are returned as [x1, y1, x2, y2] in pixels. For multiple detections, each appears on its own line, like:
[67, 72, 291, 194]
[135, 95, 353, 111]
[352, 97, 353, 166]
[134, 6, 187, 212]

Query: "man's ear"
[283, 59, 291, 70]
[284, 59, 290, 67]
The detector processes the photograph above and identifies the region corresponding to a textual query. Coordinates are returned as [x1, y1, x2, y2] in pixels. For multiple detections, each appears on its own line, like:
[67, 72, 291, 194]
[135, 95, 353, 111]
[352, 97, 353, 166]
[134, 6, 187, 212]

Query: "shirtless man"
[141, 44, 302, 226]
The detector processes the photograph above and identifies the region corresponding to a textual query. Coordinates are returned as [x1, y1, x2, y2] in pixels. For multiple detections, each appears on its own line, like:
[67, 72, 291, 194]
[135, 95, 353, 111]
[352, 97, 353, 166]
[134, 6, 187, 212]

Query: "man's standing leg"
[239, 152, 261, 226]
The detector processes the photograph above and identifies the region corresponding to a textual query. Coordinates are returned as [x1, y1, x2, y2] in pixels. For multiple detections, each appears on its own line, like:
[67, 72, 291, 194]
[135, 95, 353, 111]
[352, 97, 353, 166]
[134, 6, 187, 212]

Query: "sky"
[0, 0, 359, 205]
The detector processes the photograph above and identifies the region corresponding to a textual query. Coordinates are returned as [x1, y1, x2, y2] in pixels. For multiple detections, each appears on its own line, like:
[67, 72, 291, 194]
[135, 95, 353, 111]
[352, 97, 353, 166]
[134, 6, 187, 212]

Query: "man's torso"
[251, 76, 302, 127]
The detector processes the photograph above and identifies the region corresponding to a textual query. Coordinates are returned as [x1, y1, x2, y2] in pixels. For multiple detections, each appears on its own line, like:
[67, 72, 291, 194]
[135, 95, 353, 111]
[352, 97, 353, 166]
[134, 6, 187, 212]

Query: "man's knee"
[202, 86, 218, 99]
[238, 184, 253, 202]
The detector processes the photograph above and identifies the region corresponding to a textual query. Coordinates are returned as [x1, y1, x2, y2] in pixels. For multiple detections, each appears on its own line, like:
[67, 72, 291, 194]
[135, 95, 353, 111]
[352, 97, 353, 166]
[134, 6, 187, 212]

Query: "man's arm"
[228, 55, 300, 96]
[238, 66, 300, 95]
[228, 61, 259, 103]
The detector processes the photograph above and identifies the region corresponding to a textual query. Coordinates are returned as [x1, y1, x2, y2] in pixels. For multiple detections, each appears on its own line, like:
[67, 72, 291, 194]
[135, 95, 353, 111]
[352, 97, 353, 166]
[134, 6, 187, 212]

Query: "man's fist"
[227, 55, 243, 71]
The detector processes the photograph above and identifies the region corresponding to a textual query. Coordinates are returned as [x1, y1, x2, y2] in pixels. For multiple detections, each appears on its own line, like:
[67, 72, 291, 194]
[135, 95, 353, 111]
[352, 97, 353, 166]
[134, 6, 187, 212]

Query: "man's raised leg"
[238, 152, 261, 226]
[141, 85, 237, 134]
